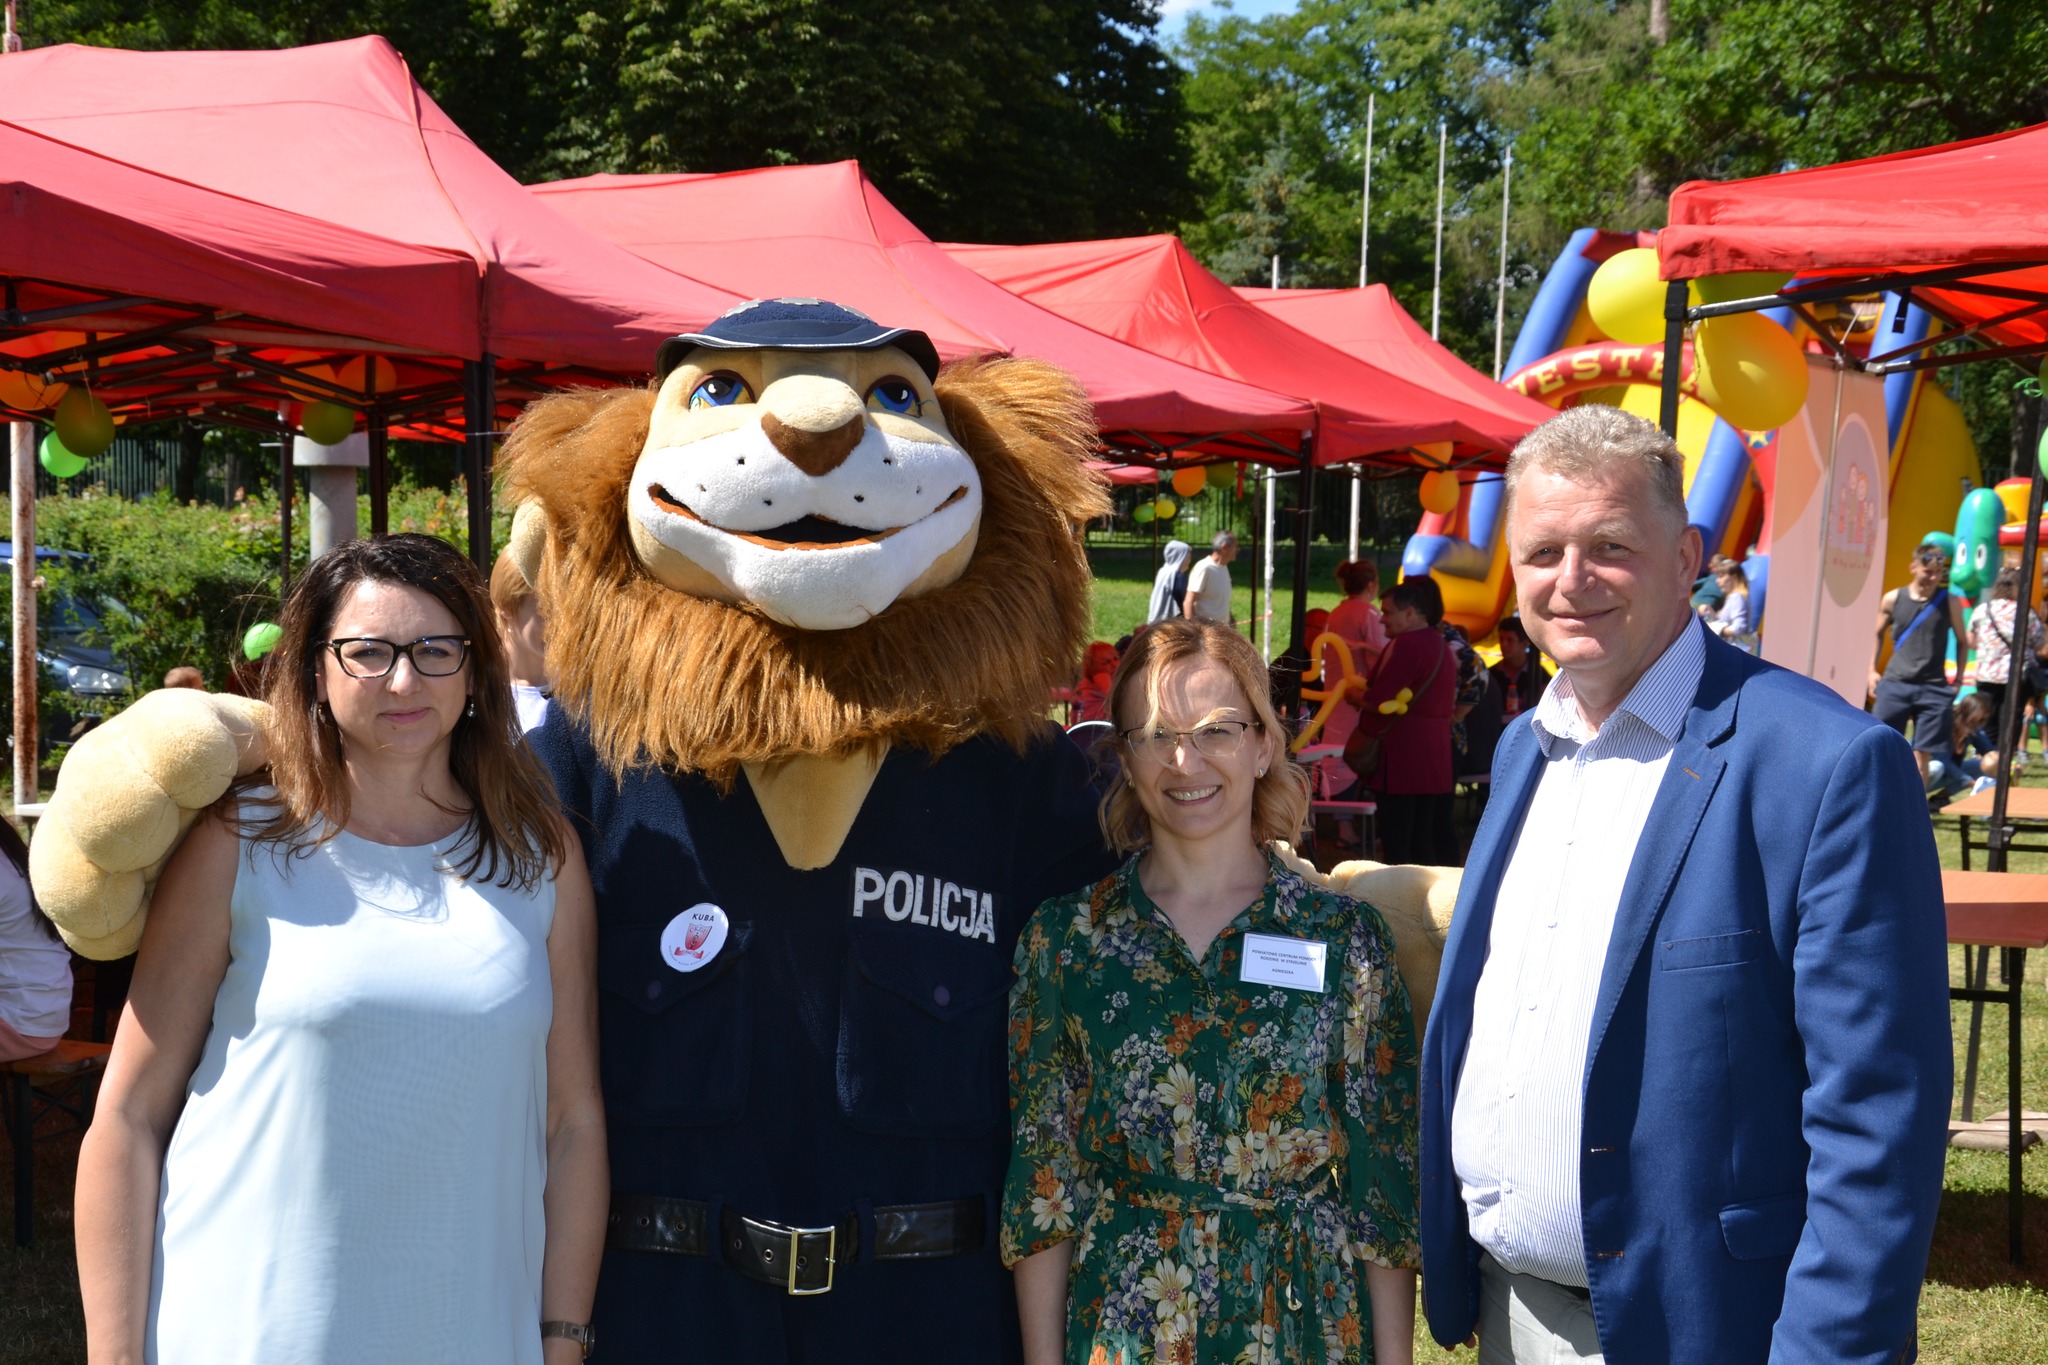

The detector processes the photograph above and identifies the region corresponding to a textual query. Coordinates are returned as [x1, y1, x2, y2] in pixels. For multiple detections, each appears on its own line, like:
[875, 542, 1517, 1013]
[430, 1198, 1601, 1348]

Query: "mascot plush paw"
[1271, 843, 1460, 1023]
[30, 689, 270, 957]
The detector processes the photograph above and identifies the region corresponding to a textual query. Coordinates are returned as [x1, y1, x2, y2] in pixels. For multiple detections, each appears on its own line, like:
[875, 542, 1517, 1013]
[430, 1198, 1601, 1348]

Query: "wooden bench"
[4, 1039, 112, 1247]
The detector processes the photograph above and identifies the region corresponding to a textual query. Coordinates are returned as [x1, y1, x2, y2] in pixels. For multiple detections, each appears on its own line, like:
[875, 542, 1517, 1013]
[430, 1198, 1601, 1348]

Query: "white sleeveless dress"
[146, 818, 556, 1365]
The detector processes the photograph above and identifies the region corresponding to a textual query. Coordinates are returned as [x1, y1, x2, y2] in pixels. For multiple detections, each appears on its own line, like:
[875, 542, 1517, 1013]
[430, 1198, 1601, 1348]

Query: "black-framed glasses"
[1117, 719, 1259, 765]
[318, 636, 472, 679]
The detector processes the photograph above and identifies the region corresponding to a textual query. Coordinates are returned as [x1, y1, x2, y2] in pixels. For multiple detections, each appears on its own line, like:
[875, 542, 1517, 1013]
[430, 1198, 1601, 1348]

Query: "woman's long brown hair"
[237, 533, 564, 889]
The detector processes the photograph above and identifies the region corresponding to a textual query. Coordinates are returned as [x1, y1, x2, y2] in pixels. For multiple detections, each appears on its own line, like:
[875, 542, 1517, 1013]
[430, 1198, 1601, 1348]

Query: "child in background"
[489, 552, 551, 733]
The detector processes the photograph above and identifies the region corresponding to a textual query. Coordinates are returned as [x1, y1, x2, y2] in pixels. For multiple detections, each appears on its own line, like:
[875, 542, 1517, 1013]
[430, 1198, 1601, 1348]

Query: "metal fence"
[32, 430, 234, 503]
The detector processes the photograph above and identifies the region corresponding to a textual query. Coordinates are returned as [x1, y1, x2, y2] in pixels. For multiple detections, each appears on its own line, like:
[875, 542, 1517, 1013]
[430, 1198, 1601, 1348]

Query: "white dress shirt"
[1451, 619, 1705, 1287]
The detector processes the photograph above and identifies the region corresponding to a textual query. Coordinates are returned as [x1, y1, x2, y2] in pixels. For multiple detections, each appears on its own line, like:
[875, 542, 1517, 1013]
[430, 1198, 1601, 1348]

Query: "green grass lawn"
[1086, 542, 1361, 656]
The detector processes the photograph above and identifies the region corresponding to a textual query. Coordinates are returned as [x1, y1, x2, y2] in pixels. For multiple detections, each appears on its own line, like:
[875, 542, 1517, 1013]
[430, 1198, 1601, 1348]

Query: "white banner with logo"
[1760, 357, 1889, 704]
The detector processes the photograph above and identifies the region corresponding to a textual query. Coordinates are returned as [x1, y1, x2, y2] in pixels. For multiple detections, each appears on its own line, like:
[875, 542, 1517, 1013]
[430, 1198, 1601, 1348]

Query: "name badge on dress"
[1239, 932, 1327, 993]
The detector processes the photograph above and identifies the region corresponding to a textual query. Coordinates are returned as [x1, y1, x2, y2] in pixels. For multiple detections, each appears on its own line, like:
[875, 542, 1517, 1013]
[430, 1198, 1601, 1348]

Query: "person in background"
[1146, 539, 1192, 624]
[1928, 692, 2001, 803]
[1184, 531, 1238, 625]
[1329, 560, 1389, 673]
[1351, 578, 1457, 865]
[1968, 564, 2045, 760]
[1406, 576, 1488, 814]
[1007, 619, 1418, 1365]
[491, 551, 552, 734]
[1074, 640, 1121, 725]
[1491, 616, 1549, 721]
[1870, 539, 1971, 787]
[163, 666, 207, 691]
[1701, 556, 1755, 651]
[0, 817, 70, 1063]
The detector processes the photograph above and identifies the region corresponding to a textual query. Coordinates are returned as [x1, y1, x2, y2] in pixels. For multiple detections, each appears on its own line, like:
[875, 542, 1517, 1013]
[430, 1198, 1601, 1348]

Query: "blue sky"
[1158, 0, 1299, 42]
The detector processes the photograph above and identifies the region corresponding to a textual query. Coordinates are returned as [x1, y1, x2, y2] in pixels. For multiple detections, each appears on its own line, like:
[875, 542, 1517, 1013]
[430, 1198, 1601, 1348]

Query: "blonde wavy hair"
[1099, 620, 1312, 854]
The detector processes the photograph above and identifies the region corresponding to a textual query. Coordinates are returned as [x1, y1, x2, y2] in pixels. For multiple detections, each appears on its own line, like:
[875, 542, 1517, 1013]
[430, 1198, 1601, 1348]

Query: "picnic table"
[1944, 786, 2048, 870]
[1943, 869, 2048, 1265]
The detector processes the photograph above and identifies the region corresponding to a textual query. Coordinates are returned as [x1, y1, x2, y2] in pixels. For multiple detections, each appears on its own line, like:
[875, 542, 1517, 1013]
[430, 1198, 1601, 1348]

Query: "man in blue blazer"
[1420, 405, 1951, 1364]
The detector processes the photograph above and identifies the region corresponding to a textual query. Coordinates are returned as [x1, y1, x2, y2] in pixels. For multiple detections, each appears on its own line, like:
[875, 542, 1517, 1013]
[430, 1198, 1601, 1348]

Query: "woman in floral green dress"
[1006, 620, 1419, 1365]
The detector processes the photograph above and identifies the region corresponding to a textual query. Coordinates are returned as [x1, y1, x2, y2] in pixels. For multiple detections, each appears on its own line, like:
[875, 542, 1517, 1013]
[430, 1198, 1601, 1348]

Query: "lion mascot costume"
[30, 299, 1457, 1363]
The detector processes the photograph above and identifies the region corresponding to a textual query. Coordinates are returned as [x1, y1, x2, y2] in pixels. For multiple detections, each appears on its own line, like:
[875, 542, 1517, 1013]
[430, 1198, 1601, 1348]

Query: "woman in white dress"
[75, 533, 606, 1365]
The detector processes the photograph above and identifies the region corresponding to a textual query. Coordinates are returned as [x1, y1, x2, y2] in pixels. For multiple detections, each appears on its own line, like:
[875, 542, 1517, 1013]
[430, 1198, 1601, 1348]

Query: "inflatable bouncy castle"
[1406, 229, 1982, 642]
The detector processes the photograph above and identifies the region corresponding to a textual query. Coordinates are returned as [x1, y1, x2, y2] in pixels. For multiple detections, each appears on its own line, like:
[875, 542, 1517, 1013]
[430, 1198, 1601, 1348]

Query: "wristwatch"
[541, 1321, 596, 1360]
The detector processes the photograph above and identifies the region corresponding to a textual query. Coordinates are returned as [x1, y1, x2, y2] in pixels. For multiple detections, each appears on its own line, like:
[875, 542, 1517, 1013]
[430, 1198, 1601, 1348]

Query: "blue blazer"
[1420, 628, 1951, 1365]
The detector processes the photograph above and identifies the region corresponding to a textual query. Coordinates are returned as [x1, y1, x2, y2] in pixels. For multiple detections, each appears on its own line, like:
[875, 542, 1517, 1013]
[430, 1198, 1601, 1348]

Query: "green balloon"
[1132, 502, 1156, 524]
[38, 430, 87, 479]
[301, 400, 356, 446]
[242, 621, 284, 661]
[1206, 462, 1237, 489]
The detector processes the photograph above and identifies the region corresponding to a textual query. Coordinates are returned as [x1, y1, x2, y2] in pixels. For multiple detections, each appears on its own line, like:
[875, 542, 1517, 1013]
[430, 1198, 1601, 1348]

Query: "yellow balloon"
[1206, 462, 1237, 489]
[1171, 466, 1207, 498]
[1418, 469, 1461, 515]
[53, 388, 114, 457]
[1153, 497, 1178, 521]
[1693, 313, 1809, 432]
[1689, 272, 1792, 307]
[1586, 247, 1669, 345]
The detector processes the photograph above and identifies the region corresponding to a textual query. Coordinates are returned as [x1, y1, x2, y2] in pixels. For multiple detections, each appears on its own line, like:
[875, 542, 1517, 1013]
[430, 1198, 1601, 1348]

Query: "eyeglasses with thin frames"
[1117, 719, 1259, 765]
[318, 636, 472, 679]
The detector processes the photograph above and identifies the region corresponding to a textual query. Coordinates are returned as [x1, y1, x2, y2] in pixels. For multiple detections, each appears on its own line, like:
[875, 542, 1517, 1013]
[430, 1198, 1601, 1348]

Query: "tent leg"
[1659, 280, 1687, 437]
[368, 411, 389, 537]
[277, 407, 293, 594]
[11, 420, 36, 810]
[464, 356, 495, 574]
[1291, 435, 1315, 657]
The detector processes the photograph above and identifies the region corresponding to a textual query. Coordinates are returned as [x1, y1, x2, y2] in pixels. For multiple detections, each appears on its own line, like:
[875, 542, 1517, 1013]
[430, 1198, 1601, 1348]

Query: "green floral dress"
[1002, 850, 1420, 1365]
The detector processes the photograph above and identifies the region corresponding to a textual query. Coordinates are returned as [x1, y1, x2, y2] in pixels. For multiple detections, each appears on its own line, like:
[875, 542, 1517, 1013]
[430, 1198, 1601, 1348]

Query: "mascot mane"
[501, 356, 1112, 783]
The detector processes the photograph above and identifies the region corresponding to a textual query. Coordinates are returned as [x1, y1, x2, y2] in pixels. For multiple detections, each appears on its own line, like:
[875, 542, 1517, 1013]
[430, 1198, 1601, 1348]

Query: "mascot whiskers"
[32, 299, 1456, 1363]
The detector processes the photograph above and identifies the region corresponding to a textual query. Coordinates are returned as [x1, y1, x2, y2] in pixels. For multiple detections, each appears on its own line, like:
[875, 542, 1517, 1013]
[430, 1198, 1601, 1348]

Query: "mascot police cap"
[656, 298, 943, 383]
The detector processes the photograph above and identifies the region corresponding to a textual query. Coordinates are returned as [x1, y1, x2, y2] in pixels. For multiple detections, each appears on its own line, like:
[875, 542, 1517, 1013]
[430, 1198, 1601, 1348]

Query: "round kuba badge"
[660, 904, 730, 973]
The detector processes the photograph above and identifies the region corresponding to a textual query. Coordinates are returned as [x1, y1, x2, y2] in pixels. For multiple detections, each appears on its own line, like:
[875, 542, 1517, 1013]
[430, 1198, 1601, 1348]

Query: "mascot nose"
[761, 410, 866, 477]
[757, 373, 868, 477]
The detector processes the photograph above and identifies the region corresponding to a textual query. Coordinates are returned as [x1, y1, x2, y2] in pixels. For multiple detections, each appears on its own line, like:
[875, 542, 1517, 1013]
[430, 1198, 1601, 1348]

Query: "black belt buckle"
[735, 1212, 837, 1295]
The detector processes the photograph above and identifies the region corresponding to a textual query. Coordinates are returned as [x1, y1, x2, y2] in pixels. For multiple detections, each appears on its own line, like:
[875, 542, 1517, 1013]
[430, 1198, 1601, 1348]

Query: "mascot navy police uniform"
[508, 300, 1116, 1361]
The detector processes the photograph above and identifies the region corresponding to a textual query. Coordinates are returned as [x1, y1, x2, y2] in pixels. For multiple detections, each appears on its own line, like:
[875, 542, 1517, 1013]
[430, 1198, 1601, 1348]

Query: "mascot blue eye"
[689, 373, 754, 409]
[865, 378, 924, 416]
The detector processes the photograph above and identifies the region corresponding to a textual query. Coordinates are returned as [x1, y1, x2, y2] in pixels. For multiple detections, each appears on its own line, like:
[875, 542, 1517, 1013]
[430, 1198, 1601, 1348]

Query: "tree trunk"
[2015, 390, 2042, 481]
[1649, 0, 1670, 44]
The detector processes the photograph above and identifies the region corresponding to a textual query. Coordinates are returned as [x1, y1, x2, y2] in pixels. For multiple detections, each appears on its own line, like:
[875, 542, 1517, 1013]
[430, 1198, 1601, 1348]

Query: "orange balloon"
[336, 355, 400, 396]
[0, 368, 68, 411]
[1171, 466, 1207, 498]
[1419, 469, 1461, 515]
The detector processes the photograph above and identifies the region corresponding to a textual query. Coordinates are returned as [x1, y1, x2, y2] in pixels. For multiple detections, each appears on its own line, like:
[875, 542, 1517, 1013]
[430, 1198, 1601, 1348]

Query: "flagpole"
[1358, 92, 1375, 287]
[1431, 120, 1446, 339]
[1494, 145, 1513, 378]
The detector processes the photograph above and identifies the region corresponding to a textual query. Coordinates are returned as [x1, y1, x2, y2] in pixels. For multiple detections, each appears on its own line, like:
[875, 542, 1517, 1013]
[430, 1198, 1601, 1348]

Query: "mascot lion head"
[500, 299, 1112, 784]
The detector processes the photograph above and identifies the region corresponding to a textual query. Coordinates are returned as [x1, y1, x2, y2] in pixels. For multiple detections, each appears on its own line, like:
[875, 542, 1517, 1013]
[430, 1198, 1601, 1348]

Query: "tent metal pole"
[11, 420, 36, 813]
[1348, 465, 1361, 562]
[1262, 469, 1276, 660]
[1659, 281, 1687, 436]
[277, 403, 293, 594]
[1291, 434, 1315, 659]
[368, 410, 390, 537]
[464, 355, 495, 574]
[1985, 414, 2042, 1269]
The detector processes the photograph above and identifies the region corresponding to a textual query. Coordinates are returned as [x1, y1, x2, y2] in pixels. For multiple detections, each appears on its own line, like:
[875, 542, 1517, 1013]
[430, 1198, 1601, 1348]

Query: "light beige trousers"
[1477, 1254, 1606, 1365]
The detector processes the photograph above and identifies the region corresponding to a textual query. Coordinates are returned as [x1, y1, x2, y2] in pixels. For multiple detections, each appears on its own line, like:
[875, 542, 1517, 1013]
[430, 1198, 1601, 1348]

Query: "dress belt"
[606, 1191, 986, 1295]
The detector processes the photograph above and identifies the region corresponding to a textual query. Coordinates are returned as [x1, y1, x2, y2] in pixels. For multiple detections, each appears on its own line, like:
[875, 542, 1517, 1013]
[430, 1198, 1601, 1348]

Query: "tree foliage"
[21, 0, 1195, 243]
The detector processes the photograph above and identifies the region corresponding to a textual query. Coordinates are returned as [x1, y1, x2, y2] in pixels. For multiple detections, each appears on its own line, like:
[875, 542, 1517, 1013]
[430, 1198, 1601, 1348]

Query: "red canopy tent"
[530, 163, 1315, 460]
[942, 235, 1539, 467]
[0, 37, 743, 559]
[1661, 121, 2048, 362]
[1233, 285, 1556, 432]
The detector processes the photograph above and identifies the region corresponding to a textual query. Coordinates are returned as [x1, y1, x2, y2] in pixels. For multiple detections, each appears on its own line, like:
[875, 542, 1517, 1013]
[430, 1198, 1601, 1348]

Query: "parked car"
[0, 544, 136, 755]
